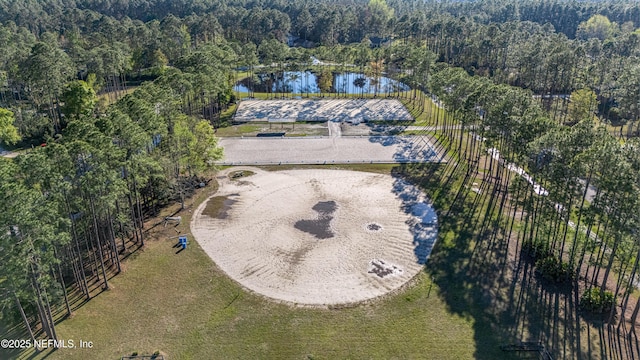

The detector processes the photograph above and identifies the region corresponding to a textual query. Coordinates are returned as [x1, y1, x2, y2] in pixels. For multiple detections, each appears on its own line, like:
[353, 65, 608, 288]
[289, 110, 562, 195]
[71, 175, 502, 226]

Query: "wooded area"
[1, 0, 640, 358]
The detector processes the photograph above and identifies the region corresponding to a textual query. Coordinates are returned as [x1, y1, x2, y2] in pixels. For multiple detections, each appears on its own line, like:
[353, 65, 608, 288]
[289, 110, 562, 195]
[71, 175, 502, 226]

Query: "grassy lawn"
[215, 122, 328, 137]
[401, 129, 437, 136]
[17, 189, 476, 360]
[97, 86, 139, 106]
[218, 104, 238, 126]
[2, 69, 631, 360]
[214, 124, 262, 137]
[602, 121, 639, 141]
[2, 162, 518, 360]
[234, 70, 250, 81]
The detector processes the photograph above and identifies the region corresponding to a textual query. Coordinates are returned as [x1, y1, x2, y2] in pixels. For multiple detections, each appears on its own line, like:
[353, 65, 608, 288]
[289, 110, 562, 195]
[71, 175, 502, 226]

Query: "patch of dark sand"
[203, 196, 237, 219]
[294, 201, 337, 239]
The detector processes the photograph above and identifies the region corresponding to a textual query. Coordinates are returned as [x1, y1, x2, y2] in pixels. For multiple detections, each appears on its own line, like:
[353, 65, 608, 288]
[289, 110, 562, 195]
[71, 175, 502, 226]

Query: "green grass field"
[0, 62, 628, 360]
[2, 99, 564, 360]
[2, 163, 518, 360]
[214, 124, 262, 137]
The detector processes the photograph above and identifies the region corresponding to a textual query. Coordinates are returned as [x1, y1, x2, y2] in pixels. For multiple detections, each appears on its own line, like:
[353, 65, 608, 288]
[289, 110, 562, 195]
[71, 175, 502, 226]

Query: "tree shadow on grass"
[426, 218, 514, 359]
[0, 322, 28, 360]
[399, 160, 640, 360]
[398, 161, 546, 359]
[0, 314, 58, 359]
[506, 246, 640, 359]
[395, 162, 512, 358]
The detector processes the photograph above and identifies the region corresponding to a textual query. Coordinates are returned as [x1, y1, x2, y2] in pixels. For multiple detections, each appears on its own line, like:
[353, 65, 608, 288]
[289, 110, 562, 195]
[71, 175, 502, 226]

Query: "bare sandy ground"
[217, 136, 445, 165]
[191, 168, 438, 306]
[234, 99, 413, 123]
[0, 145, 19, 158]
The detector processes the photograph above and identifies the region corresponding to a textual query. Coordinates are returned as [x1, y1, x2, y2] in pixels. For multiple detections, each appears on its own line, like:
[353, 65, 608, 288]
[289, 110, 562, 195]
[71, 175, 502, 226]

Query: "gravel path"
[328, 121, 342, 138]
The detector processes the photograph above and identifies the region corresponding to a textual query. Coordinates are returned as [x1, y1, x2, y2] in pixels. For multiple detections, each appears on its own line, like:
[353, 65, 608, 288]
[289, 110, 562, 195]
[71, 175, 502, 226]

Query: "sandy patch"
[218, 136, 444, 165]
[191, 167, 438, 306]
[234, 99, 413, 123]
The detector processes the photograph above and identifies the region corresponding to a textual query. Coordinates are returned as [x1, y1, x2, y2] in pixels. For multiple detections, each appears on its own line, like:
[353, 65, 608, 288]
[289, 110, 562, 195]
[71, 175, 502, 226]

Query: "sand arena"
[191, 167, 438, 306]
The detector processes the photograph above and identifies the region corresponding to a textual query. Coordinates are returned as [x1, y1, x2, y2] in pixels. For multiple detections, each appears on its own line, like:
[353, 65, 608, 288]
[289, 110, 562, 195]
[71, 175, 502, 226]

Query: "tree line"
[2, 0, 639, 42]
[0, 39, 227, 345]
[1, 0, 640, 355]
[2, 0, 639, 141]
[425, 63, 640, 324]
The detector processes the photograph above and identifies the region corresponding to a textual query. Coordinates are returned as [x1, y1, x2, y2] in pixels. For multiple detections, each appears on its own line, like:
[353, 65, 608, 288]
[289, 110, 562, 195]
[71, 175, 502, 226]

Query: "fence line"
[215, 158, 446, 166]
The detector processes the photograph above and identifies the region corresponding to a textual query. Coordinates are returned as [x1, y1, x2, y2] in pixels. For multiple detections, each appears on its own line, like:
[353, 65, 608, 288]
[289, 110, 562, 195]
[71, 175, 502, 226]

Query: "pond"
[234, 71, 410, 95]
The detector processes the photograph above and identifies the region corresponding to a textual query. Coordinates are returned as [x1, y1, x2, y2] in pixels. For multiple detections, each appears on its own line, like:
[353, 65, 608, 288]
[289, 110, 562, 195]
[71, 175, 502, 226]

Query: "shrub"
[522, 241, 551, 260]
[535, 255, 573, 283]
[580, 288, 616, 313]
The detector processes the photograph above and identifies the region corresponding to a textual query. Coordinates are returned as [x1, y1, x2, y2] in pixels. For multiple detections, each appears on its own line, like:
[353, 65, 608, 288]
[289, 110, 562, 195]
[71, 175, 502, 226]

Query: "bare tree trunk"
[133, 179, 145, 246]
[53, 247, 72, 317]
[115, 200, 127, 251]
[41, 286, 58, 341]
[631, 293, 640, 328]
[569, 172, 592, 268]
[67, 244, 83, 295]
[65, 192, 89, 298]
[622, 246, 640, 324]
[89, 196, 109, 290]
[106, 208, 121, 273]
[601, 231, 621, 291]
[30, 268, 53, 339]
[14, 293, 36, 345]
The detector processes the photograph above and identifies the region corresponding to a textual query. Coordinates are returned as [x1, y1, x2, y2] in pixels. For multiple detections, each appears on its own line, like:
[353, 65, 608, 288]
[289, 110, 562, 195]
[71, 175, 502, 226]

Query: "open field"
[97, 86, 139, 106]
[214, 122, 330, 137]
[5, 156, 617, 360]
[4, 164, 507, 360]
[4, 91, 631, 360]
[214, 121, 422, 138]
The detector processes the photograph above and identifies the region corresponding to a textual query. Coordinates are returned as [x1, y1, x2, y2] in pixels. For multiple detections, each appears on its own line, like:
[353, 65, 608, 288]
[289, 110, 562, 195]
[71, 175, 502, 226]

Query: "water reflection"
[234, 71, 410, 95]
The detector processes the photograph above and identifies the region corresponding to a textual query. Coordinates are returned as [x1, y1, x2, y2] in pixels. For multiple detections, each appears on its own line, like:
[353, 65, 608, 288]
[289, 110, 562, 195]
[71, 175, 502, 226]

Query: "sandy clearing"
[0, 145, 19, 158]
[234, 99, 413, 123]
[191, 168, 438, 306]
[217, 136, 445, 165]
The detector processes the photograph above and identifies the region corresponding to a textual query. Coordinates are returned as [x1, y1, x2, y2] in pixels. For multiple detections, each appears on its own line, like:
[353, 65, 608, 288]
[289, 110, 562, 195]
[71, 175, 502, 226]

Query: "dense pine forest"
[1, 0, 640, 358]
